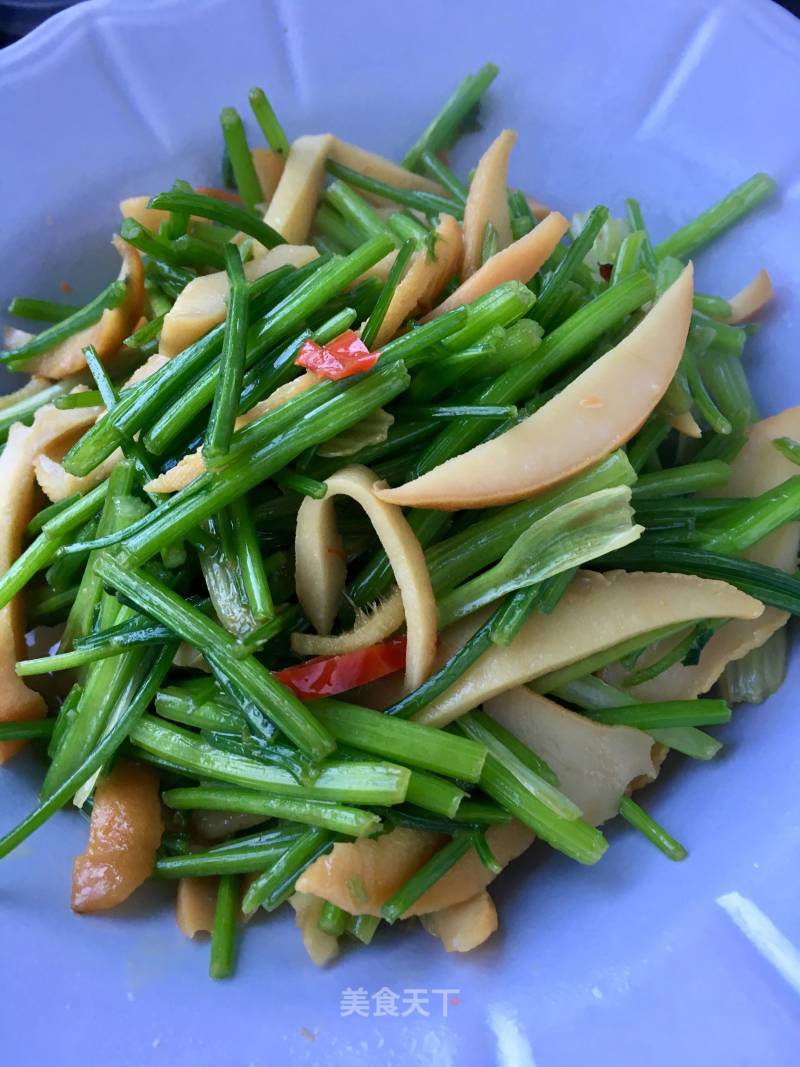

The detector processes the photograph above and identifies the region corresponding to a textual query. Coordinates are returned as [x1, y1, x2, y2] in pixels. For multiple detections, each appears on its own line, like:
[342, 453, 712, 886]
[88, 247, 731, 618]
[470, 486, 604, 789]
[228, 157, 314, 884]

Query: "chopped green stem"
[170, 234, 227, 271]
[163, 786, 380, 837]
[124, 313, 165, 349]
[17, 615, 171, 674]
[632, 460, 731, 499]
[719, 627, 787, 706]
[205, 245, 249, 468]
[311, 698, 486, 781]
[468, 708, 558, 785]
[149, 190, 286, 249]
[120, 218, 190, 270]
[654, 173, 776, 261]
[457, 709, 582, 822]
[694, 293, 732, 319]
[403, 63, 499, 171]
[209, 873, 239, 979]
[454, 799, 511, 825]
[326, 159, 462, 218]
[220, 106, 263, 211]
[382, 833, 473, 923]
[248, 87, 290, 156]
[318, 900, 348, 937]
[386, 609, 499, 720]
[235, 603, 304, 658]
[348, 913, 381, 944]
[272, 468, 327, 498]
[490, 583, 542, 646]
[472, 830, 502, 873]
[624, 199, 657, 272]
[627, 416, 670, 474]
[325, 181, 396, 243]
[419, 149, 468, 202]
[620, 623, 710, 687]
[228, 495, 273, 621]
[8, 296, 80, 322]
[361, 240, 416, 350]
[153, 827, 306, 878]
[398, 404, 517, 420]
[702, 346, 758, 425]
[312, 307, 358, 343]
[618, 796, 687, 861]
[611, 230, 647, 285]
[387, 211, 429, 243]
[0, 720, 55, 741]
[586, 699, 731, 729]
[42, 608, 148, 795]
[440, 282, 535, 353]
[242, 827, 333, 913]
[772, 437, 800, 465]
[508, 189, 537, 239]
[536, 207, 609, 328]
[404, 770, 466, 819]
[695, 475, 800, 555]
[2, 281, 127, 367]
[314, 203, 361, 253]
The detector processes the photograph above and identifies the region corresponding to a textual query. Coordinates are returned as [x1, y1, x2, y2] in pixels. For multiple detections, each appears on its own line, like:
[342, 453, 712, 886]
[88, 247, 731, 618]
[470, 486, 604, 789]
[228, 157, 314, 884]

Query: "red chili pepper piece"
[295, 329, 380, 381]
[274, 636, 407, 699]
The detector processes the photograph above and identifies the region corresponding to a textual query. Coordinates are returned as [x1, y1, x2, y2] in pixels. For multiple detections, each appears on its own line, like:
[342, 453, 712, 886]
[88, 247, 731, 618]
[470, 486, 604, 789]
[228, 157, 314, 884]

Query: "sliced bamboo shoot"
[371, 214, 463, 346]
[120, 195, 170, 232]
[260, 134, 334, 247]
[413, 569, 763, 727]
[176, 876, 218, 938]
[24, 238, 145, 379]
[726, 268, 774, 324]
[376, 265, 694, 510]
[71, 759, 163, 912]
[424, 211, 569, 321]
[295, 820, 533, 917]
[665, 410, 703, 439]
[462, 129, 516, 277]
[485, 687, 657, 825]
[292, 590, 404, 657]
[289, 892, 341, 966]
[251, 147, 285, 204]
[421, 890, 498, 953]
[294, 465, 436, 690]
[160, 244, 318, 357]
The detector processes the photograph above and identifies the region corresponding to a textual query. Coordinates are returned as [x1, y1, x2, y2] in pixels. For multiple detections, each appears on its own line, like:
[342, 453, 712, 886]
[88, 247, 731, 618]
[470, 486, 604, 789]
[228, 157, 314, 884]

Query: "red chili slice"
[274, 636, 407, 699]
[295, 330, 380, 381]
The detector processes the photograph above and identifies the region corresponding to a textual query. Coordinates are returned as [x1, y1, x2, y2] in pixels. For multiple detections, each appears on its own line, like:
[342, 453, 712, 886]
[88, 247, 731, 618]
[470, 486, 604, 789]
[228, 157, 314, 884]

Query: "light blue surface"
[1, 1, 800, 1064]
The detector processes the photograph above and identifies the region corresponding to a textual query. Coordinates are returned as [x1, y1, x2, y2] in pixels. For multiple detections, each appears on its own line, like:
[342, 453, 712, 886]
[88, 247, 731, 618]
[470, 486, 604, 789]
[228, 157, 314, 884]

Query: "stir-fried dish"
[0, 64, 791, 973]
